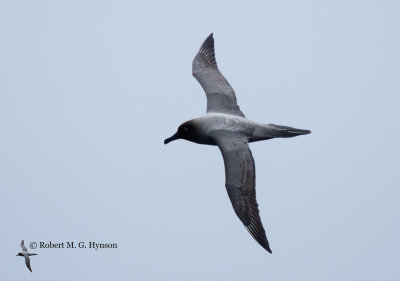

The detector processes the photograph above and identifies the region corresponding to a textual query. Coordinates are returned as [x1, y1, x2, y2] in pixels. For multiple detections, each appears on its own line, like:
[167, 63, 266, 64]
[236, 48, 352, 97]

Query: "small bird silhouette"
[16, 240, 37, 272]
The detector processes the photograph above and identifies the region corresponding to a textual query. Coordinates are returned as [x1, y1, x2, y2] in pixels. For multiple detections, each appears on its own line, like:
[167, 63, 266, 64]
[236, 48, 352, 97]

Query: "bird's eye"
[182, 126, 188, 132]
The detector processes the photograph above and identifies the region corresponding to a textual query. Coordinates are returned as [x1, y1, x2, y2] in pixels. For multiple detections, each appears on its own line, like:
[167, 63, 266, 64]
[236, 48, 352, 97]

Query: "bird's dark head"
[164, 121, 197, 144]
[17, 252, 23, 256]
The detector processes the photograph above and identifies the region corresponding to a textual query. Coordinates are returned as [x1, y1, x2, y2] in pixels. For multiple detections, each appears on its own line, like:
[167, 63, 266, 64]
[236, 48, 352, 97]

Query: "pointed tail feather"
[271, 124, 311, 138]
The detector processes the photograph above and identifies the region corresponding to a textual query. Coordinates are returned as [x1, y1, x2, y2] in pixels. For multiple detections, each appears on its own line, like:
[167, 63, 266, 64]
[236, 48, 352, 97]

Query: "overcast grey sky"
[1, 0, 399, 280]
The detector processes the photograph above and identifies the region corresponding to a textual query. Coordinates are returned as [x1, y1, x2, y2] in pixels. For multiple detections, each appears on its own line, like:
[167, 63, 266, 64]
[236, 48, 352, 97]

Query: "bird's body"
[17, 240, 37, 272]
[181, 113, 310, 145]
[164, 34, 310, 253]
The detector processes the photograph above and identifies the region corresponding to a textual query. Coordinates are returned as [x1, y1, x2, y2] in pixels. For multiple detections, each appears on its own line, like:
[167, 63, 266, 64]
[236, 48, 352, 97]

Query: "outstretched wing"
[192, 34, 245, 117]
[24, 256, 32, 272]
[211, 130, 271, 253]
[20, 240, 27, 252]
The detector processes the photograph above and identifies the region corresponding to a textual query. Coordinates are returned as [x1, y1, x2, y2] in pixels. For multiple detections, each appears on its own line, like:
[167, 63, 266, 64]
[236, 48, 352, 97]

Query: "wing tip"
[245, 223, 273, 253]
[201, 32, 214, 49]
[198, 33, 217, 67]
[264, 244, 273, 254]
[258, 236, 272, 253]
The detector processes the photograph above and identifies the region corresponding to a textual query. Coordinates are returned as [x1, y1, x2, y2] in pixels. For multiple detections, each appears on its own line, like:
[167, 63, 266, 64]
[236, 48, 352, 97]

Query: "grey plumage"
[165, 34, 310, 253]
[20, 240, 28, 252]
[17, 240, 37, 272]
[192, 33, 245, 117]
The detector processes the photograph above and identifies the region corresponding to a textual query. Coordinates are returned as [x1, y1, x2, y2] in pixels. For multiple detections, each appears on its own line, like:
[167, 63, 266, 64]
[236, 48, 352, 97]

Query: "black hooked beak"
[164, 131, 180, 144]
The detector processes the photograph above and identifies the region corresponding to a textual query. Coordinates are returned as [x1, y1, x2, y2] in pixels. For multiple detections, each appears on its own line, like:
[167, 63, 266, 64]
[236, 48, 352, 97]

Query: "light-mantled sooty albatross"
[17, 240, 37, 272]
[164, 33, 311, 253]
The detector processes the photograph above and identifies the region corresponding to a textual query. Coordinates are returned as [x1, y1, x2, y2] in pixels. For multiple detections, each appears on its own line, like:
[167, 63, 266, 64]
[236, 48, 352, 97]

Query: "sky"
[1, 0, 399, 280]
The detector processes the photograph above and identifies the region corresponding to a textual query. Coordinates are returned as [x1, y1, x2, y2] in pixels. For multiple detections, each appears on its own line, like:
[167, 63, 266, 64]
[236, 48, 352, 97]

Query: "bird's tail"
[270, 124, 311, 138]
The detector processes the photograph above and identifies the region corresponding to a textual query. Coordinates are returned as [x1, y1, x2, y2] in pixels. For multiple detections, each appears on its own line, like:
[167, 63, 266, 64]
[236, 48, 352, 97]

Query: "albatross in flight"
[17, 240, 37, 272]
[164, 34, 310, 253]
